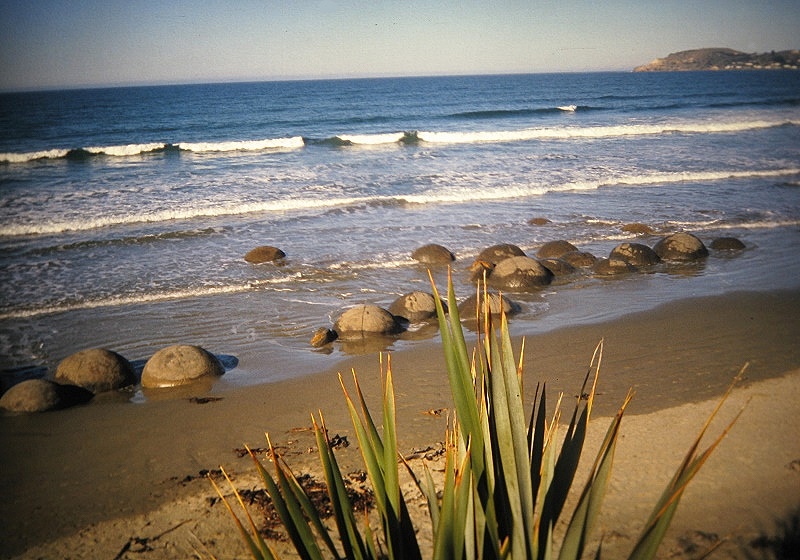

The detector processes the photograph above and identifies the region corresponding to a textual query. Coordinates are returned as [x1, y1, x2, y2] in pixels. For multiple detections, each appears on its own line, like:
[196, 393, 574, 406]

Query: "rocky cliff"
[634, 48, 799, 72]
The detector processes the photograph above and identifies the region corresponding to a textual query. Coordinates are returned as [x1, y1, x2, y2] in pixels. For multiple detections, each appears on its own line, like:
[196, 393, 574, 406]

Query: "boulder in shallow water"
[710, 237, 746, 251]
[310, 327, 338, 348]
[527, 217, 552, 226]
[536, 240, 579, 259]
[458, 292, 519, 319]
[488, 255, 553, 291]
[389, 291, 444, 322]
[0, 379, 93, 413]
[141, 345, 224, 389]
[621, 223, 655, 235]
[593, 258, 638, 276]
[609, 242, 660, 267]
[653, 233, 708, 261]
[560, 250, 597, 268]
[334, 305, 403, 339]
[411, 244, 455, 264]
[244, 246, 286, 263]
[539, 258, 577, 276]
[55, 348, 136, 393]
[476, 243, 526, 265]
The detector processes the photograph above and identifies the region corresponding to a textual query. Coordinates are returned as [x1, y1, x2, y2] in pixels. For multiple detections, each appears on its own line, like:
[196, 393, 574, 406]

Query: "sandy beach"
[1, 288, 799, 559]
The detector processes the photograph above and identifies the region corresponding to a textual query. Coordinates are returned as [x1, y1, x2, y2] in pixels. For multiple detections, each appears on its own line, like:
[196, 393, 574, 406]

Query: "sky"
[1, 0, 799, 91]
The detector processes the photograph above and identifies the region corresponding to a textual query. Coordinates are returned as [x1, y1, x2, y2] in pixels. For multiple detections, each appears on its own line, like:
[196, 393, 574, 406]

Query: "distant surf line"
[2, 119, 797, 163]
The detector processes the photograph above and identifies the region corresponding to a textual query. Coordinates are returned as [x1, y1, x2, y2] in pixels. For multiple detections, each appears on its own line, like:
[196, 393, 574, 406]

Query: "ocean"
[1, 71, 799, 393]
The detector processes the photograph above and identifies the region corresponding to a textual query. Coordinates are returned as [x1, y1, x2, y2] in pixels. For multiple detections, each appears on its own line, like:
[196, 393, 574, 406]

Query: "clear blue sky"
[1, 0, 798, 90]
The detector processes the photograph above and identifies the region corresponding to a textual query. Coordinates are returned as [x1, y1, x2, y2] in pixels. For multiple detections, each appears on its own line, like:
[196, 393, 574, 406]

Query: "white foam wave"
[417, 119, 798, 144]
[337, 132, 406, 145]
[177, 136, 304, 152]
[0, 148, 70, 163]
[0, 276, 302, 320]
[85, 143, 166, 156]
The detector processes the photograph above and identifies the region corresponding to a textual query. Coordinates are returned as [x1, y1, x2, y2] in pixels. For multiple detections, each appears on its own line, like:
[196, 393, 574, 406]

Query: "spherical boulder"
[141, 345, 225, 389]
[389, 291, 444, 322]
[0, 379, 93, 413]
[411, 244, 455, 264]
[528, 217, 552, 226]
[593, 258, 638, 276]
[560, 250, 597, 268]
[536, 240, 579, 259]
[653, 233, 708, 261]
[710, 237, 745, 251]
[487, 256, 553, 291]
[621, 223, 655, 235]
[609, 243, 660, 267]
[244, 246, 286, 264]
[55, 348, 136, 393]
[334, 305, 403, 340]
[476, 243, 526, 265]
[539, 258, 576, 276]
[458, 292, 519, 319]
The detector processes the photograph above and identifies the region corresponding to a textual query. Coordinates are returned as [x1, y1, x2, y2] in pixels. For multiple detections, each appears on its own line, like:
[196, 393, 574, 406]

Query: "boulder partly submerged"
[55, 348, 136, 393]
[609, 242, 661, 267]
[389, 291, 445, 323]
[141, 345, 224, 389]
[0, 379, 93, 413]
[411, 244, 455, 264]
[487, 255, 553, 291]
[334, 305, 404, 340]
[244, 246, 286, 264]
[654, 233, 709, 261]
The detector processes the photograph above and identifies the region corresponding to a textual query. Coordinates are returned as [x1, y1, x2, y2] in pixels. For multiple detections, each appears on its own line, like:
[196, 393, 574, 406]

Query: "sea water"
[1, 72, 799, 390]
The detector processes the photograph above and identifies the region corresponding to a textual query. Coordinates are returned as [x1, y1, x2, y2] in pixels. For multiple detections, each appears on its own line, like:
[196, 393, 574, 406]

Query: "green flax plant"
[212, 271, 743, 559]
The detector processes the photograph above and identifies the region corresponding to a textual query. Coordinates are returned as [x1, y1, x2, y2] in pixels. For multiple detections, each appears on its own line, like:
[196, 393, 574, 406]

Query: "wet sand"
[1, 289, 799, 558]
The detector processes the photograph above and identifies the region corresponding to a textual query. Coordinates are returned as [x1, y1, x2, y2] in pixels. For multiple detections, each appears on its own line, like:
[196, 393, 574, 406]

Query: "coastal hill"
[634, 47, 800, 72]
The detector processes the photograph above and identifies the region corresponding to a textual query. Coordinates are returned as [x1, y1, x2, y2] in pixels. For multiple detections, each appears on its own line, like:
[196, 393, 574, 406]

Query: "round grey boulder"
[334, 305, 403, 340]
[653, 233, 709, 261]
[536, 240, 579, 259]
[539, 258, 577, 276]
[244, 246, 286, 264]
[609, 243, 660, 267]
[141, 345, 224, 389]
[710, 237, 745, 251]
[411, 244, 455, 264]
[560, 250, 597, 268]
[389, 291, 444, 322]
[593, 258, 638, 276]
[458, 292, 519, 319]
[476, 243, 526, 265]
[488, 256, 553, 291]
[55, 348, 136, 393]
[0, 379, 93, 413]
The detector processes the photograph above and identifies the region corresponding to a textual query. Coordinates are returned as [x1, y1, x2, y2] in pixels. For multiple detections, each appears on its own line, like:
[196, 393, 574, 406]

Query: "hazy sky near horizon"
[1, 1, 799, 90]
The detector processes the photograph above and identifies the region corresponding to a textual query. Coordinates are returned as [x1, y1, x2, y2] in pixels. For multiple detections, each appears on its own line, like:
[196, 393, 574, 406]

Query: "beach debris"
[0, 378, 94, 413]
[141, 344, 224, 389]
[244, 245, 286, 264]
[389, 291, 445, 323]
[54, 347, 136, 394]
[411, 243, 455, 264]
[487, 255, 554, 291]
[654, 232, 709, 261]
[422, 407, 447, 417]
[310, 327, 338, 347]
[711, 236, 746, 251]
[333, 304, 404, 339]
[609, 242, 661, 266]
[536, 239, 579, 259]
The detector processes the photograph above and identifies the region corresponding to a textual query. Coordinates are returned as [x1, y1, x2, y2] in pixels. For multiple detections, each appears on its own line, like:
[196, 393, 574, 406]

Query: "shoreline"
[1, 288, 799, 558]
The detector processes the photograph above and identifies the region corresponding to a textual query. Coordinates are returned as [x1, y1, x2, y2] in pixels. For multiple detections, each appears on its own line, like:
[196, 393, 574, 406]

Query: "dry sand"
[1, 289, 799, 559]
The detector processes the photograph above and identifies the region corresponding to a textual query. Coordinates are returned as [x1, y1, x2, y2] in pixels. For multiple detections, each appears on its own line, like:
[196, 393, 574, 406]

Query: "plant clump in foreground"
[212, 272, 745, 559]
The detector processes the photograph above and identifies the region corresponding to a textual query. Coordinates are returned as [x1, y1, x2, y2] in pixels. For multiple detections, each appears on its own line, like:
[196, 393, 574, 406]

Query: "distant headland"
[633, 47, 799, 72]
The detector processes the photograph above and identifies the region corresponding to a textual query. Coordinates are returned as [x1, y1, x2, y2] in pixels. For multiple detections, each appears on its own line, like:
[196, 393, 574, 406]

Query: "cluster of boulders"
[305, 229, 744, 348]
[0, 344, 224, 413]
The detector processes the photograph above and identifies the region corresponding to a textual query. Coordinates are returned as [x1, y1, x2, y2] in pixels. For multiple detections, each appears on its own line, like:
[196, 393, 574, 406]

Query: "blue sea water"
[1, 72, 799, 390]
